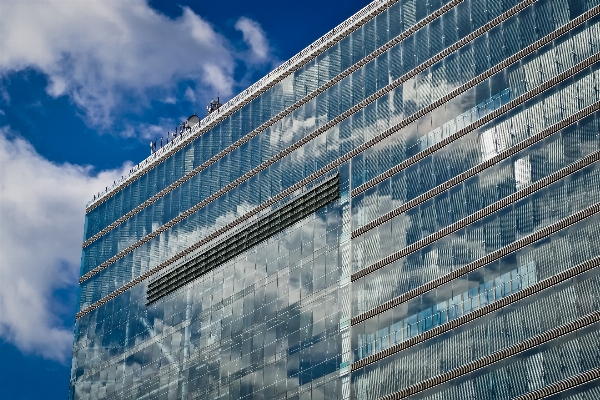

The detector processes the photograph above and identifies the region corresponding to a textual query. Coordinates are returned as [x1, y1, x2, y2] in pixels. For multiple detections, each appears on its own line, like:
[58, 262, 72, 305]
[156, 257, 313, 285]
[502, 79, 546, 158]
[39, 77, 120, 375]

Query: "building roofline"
[86, 0, 398, 212]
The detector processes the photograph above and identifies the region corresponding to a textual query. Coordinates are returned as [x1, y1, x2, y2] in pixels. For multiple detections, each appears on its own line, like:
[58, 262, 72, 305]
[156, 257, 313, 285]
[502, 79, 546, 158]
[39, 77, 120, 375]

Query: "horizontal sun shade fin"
[146, 175, 340, 304]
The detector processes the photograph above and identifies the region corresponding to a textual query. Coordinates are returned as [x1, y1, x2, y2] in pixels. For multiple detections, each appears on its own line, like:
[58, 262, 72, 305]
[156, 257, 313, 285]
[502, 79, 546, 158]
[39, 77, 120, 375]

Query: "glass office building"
[70, 0, 600, 398]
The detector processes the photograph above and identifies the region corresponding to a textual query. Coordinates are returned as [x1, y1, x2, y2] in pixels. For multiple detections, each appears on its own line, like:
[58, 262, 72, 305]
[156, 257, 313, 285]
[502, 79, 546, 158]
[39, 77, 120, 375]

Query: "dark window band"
[76, 173, 344, 318]
[352, 100, 600, 240]
[146, 175, 339, 304]
[377, 312, 600, 399]
[83, 0, 538, 248]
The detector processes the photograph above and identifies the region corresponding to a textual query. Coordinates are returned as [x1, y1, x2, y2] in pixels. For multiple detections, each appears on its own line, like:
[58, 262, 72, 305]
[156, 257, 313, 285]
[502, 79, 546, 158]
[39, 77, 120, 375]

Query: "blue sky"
[0, 0, 369, 398]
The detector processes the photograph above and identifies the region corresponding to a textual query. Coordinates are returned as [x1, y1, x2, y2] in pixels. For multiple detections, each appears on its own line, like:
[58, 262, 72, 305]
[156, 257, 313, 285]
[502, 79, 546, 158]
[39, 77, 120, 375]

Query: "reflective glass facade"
[71, 0, 600, 398]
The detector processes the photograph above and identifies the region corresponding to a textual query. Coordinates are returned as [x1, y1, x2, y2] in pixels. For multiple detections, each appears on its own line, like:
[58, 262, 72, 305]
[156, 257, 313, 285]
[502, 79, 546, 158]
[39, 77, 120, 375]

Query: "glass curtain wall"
[71, 0, 600, 399]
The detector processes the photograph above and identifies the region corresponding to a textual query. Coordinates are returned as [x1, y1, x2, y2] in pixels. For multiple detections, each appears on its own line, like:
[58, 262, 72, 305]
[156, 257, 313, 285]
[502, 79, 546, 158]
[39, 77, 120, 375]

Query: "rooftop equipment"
[206, 97, 222, 115]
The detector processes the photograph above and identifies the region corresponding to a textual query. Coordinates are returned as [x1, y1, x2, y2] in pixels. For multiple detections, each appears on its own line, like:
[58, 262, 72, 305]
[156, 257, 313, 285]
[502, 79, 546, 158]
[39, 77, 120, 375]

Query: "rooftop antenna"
[206, 95, 223, 115]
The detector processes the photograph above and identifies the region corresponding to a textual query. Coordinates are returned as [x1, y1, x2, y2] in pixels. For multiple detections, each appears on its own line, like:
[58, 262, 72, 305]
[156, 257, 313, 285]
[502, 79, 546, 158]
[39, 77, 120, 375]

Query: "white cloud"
[136, 118, 177, 141]
[0, 0, 276, 364]
[184, 86, 197, 103]
[0, 0, 270, 128]
[235, 16, 271, 63]
[0, 128, 130, 362]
